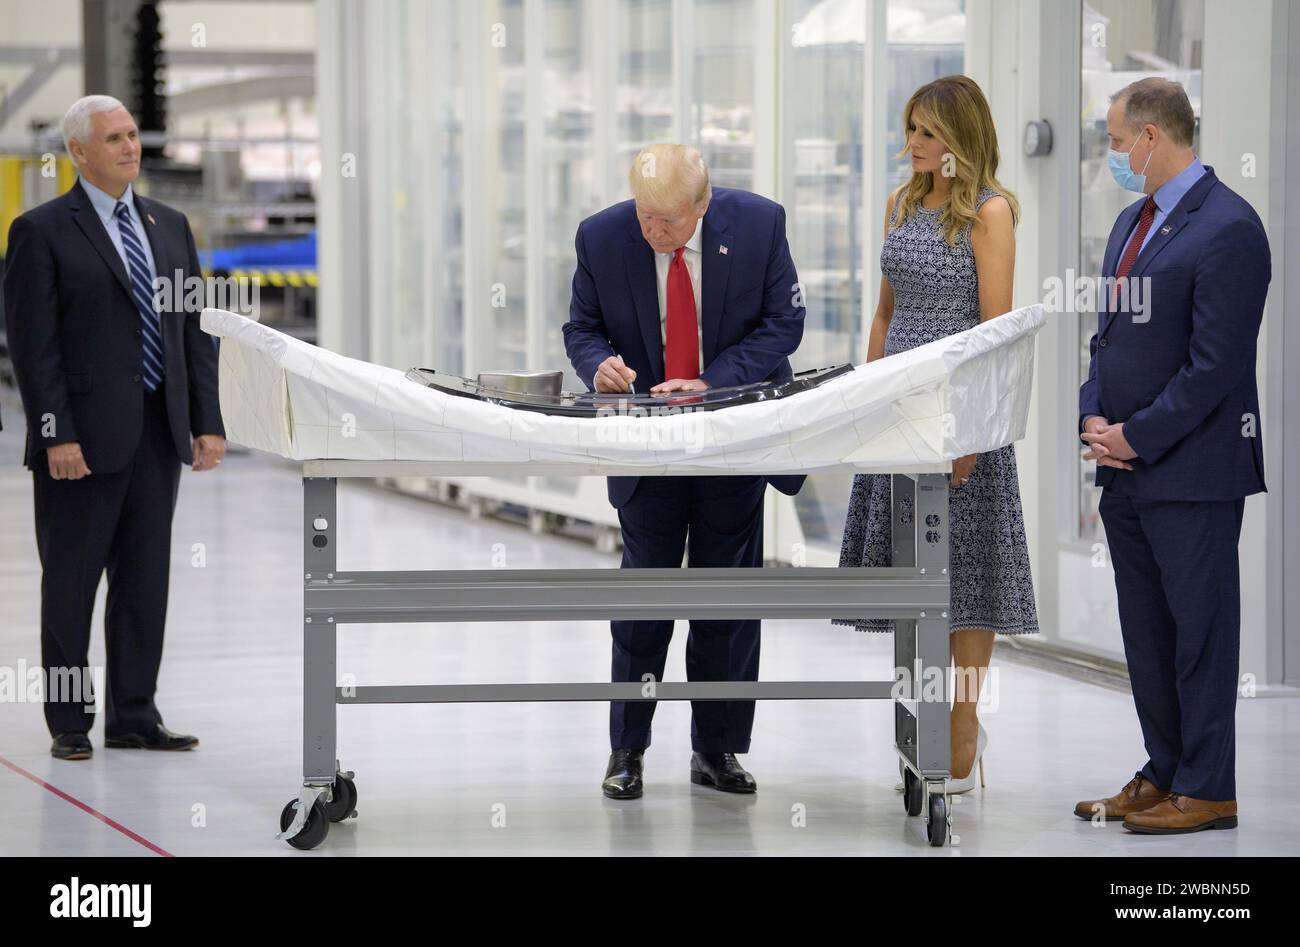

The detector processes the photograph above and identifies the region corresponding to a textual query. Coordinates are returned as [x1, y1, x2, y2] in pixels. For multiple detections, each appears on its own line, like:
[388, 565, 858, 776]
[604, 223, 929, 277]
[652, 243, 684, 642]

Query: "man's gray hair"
[1110, 78, 1196, 147]
[62, 94, 130, 165]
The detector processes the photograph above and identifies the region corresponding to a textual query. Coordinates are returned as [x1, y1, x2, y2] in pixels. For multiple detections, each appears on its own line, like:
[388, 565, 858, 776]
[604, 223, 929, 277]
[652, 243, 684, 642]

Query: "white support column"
[963, 0, 993, 95]
[752, 0, 781, 201]
[861, 0, 888, 348]
[672, 0, 694, 144]
[1270, 0, 1299, 688]
[1202, 0, 1284, 689]
[315, 0, 370, 361]
[759, 0, 795, 561]
[423, 0, 451, 370]
[524, 0, 546, 369]
[362, 0, 392, 365]
[588, 0, 617, 207]
[976, 0, 1054, 640]
[460, 0, 494, 376]
[315, 0, 344, 355]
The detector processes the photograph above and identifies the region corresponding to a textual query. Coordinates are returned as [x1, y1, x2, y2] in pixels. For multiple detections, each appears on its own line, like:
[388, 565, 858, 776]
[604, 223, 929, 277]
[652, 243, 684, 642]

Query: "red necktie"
[664, 247, 699, 380]
[1111, 196, 1157, 309]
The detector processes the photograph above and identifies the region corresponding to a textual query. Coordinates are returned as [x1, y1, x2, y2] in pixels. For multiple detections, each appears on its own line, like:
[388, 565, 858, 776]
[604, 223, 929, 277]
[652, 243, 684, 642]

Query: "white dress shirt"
[653, 216, 705, 376]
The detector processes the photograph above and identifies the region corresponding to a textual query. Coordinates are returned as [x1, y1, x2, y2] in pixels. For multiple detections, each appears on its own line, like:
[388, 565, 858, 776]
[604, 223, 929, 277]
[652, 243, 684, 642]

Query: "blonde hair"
[628, 143, 711, 209]
[891, 75, 1019, 245]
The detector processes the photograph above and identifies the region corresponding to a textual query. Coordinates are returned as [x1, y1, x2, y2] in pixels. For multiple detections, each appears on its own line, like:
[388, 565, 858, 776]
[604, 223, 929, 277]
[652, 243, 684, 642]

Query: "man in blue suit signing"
[564, 144, 805, 799]
[1074, 79, 1269, 834]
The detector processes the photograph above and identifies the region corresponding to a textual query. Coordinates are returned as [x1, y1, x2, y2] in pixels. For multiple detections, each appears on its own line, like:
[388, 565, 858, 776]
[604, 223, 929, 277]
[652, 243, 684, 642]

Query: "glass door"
[1076, 0, 1204, 544]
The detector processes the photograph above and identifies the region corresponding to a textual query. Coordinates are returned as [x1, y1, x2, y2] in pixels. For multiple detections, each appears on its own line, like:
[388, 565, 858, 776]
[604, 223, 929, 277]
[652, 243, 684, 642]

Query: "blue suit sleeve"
[2, 215, 79, 449]
[1078, 322, 1102, 435]
[698, 204, 805, 389]
[180, 216, 225, 438]
[1123, 217, 1271, 465]
[562, 222, 616, 391]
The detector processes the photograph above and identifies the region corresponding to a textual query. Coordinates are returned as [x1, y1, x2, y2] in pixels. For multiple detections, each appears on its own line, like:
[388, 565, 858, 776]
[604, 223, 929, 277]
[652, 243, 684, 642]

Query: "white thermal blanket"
[201, 304, 1044, 474]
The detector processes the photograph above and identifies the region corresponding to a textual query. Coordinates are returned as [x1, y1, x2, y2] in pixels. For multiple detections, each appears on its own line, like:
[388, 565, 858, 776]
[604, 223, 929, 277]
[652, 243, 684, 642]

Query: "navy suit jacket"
[1079, 166, 1269, 501]
[3, 179, 224, 473]
[563, 187, 807, 509]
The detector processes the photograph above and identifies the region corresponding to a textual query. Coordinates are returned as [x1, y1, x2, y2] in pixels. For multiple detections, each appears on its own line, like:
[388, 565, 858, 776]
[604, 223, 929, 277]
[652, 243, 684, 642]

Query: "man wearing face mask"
[1074, 78, 1270, 834]
[564, 144, 805, 799]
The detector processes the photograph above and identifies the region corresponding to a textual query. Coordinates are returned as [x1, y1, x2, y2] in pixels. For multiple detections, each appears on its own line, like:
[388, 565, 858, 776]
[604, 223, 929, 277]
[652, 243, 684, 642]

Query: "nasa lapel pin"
[1159, 225, 1171, 235]
[719, 245, 728, 255]
[147, 213, 156, 226]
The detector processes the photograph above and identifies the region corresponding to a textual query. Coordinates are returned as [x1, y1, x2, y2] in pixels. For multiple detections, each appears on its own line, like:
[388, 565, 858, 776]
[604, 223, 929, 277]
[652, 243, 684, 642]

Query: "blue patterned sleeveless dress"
[834, 186, 1039, 635]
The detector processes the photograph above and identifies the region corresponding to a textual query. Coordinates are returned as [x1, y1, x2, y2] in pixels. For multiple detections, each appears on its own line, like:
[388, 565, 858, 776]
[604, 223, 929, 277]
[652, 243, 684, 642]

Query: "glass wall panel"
[543, 0, 599, 386]
[482, 0, 530, 373]
[1077, 0, 1203, 542]
[884, 0, 965, 196]
[693, 0, 756, 191]
[781, 0, 964, 550]
[782, 0, 866, 549]
[351, 0, 978, 557]
[613, 0, 674, 197]
[369, 0, 463, 374]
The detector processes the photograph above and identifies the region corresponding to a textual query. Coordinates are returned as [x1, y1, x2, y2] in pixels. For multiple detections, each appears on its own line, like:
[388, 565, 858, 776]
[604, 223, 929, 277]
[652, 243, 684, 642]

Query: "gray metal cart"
[277, 460, 955, 849]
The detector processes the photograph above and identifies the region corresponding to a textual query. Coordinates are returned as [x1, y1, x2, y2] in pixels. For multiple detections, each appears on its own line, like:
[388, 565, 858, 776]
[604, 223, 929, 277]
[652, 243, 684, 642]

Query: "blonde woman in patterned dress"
[836, 75, 1038, 793]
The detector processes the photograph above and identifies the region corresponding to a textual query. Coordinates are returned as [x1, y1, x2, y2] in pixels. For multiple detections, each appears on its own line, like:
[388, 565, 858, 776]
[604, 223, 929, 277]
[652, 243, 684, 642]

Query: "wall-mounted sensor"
[1023, 119, 1053, 157]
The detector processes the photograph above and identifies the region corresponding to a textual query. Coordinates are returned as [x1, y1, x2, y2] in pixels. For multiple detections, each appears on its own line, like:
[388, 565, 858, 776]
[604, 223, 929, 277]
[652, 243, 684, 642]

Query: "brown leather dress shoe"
[1123, 793, 1238, 834]
[1074, 771, 1170, 821]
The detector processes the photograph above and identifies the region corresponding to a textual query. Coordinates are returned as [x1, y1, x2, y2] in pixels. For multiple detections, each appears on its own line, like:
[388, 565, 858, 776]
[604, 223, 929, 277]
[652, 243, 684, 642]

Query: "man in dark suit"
[564, 144, 805, 798]
[3, 95, 226, 761]
[1074, 79, 1269, 833]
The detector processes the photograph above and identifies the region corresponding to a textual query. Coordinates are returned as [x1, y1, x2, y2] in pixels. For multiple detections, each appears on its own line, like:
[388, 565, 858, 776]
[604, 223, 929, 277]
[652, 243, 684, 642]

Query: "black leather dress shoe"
[104, 723, 199, 751]
[602, 748, 644, 799]
[690, 752, 757, 793]
[51, 733, 93, 760]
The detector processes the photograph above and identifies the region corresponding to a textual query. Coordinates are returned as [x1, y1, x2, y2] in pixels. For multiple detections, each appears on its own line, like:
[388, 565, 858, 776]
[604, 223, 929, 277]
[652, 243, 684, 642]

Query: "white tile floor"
[1, 415, 1297, 856]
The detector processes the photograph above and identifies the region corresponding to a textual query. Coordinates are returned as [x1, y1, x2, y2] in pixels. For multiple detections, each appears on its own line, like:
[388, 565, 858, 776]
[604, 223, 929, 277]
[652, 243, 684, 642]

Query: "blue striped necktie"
[113, 201, 165, 392]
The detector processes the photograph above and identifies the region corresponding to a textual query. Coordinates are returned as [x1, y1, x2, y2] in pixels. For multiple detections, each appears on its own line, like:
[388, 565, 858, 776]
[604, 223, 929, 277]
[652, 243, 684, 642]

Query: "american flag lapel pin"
[719, 245, 728, 255]
[147, 213, 156, 226]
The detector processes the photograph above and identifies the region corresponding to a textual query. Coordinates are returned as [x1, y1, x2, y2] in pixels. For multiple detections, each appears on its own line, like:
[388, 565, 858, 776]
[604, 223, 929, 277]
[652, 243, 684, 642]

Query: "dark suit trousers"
[32, 387, 182, 738]
[1098, 487, 1245, 801]
[610, 475, 765, 754]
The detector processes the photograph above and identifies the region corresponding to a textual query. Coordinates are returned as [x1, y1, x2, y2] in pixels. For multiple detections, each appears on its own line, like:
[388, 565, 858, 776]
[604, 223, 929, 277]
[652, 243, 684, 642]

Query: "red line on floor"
[0, 753, 175, 857]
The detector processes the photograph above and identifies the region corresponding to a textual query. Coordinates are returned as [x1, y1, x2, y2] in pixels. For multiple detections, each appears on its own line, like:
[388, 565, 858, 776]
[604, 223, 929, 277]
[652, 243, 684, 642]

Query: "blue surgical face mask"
[1107, 134, 1154, 193]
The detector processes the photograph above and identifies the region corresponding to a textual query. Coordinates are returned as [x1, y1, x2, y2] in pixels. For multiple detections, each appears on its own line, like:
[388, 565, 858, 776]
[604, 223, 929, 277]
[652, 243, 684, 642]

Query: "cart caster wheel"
[902, 768, 923, 816]
[926, 792, 948, 847]
[280, 798, 330, 850]
[324, 774, 357, 823]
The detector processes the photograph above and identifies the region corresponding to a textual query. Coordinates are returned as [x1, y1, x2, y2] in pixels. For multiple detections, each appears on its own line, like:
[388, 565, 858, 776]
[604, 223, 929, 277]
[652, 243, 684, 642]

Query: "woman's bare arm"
[971, 194, 1015, 322]
[866, 189, 900, 362]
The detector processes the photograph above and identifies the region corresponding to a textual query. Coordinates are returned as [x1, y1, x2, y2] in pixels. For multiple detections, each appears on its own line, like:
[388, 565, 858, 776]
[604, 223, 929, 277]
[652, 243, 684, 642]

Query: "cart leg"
[894, 617, 917, 779]
[891, 475, 919, 777]
[279, 476, 343, 849]
[915, 473, 952, 846]
[303, 476, 339, 785]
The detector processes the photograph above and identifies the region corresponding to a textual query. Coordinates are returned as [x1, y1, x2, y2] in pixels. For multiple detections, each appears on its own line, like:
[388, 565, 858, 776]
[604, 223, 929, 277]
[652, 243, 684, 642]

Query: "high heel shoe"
[893, 722, 988, 793]
[945, 722, 988, 795]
